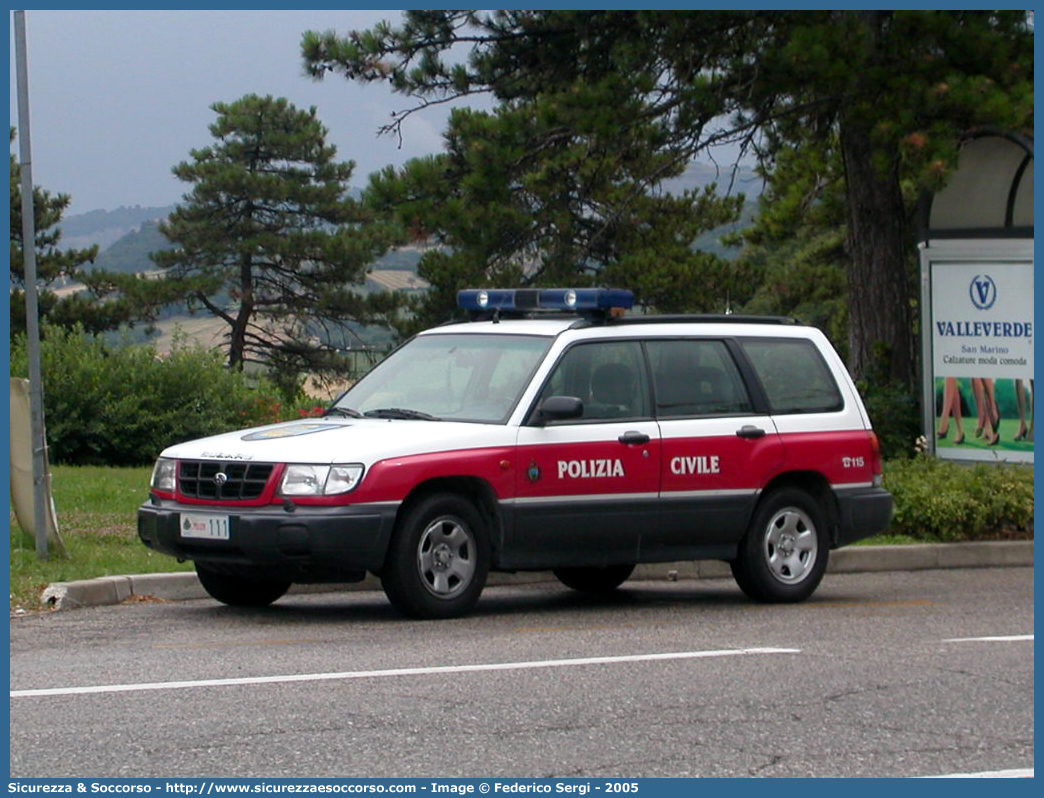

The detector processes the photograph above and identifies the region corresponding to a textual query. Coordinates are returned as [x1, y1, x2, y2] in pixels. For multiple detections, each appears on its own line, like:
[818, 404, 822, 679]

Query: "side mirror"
[536, 395, 584, 425]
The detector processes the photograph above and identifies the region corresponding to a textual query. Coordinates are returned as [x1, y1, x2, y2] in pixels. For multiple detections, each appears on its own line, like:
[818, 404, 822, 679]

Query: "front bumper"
[833, 486, 894, 547]
[137, 498, 399, 582]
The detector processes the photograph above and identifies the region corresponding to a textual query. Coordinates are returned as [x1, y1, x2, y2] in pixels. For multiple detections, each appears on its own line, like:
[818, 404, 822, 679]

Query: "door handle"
[618, 431, 650, 445]
[736, 425, 766, 439]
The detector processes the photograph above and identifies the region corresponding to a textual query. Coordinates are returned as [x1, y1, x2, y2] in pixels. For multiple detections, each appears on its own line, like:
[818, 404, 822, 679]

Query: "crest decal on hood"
[241, 422, 347, 441]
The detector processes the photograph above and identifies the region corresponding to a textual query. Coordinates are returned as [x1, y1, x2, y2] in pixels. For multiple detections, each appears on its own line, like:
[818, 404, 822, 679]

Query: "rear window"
[740, 338, 843, 414]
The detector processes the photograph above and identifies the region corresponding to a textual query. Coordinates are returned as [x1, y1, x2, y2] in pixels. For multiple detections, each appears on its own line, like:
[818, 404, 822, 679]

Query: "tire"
[195, 564, 291, 607]
[553, 564, 635, 593]
[381, 493, 490, 619]
[731, 488, 828, 603]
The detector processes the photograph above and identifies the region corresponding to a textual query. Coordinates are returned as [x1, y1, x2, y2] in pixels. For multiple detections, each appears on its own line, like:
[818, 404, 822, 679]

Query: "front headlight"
[280, 464, 364, 496]
[151, 458, 177, 492]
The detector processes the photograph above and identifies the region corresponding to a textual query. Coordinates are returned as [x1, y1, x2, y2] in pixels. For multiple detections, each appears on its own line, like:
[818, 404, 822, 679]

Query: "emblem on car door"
[527, 462, 542, 482]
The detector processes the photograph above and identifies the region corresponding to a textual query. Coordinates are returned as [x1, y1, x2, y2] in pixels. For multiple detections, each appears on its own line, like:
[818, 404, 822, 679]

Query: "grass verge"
[10, 465, 190, 613]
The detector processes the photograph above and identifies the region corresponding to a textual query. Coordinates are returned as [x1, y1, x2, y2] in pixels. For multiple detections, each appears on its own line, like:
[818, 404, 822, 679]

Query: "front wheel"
[195, 564, 291, 607]
[731, 488, 828, 603]
[381, 493, 490, 619]
[553, 564, 635, 593]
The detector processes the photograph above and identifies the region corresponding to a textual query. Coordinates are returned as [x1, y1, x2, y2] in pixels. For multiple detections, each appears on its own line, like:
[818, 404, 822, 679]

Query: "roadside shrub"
[884, 455, 1034, 541]
[861, 380, 921, 461]
[11, 326, 291, 466]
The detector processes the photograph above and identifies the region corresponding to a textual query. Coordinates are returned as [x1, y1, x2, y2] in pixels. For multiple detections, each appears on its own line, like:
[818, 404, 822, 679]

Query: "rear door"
[646, 338, 784, 560]
[509, 339, 661, 568]
[737, 336, 878, 488]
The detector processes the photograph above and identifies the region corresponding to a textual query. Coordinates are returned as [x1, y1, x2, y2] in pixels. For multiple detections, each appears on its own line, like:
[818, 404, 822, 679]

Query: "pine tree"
[362, 104, 745, 332]
[154, 95, 403, 379]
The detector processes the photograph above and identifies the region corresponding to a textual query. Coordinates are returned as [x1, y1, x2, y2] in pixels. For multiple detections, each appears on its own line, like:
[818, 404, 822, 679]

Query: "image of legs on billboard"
[937, 377, 966, 444]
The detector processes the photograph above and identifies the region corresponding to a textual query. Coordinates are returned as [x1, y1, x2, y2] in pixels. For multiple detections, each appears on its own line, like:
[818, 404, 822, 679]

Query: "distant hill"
[62, 205, 176, 253]
[87, 221, 424, 277]
[89, 219, 174, 275]
[662, 161, 764, 199]
[70, 159, 762, 274]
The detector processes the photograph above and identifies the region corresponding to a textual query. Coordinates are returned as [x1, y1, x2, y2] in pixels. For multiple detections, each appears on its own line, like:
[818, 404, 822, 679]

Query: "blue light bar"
[457, 288, 634, 313]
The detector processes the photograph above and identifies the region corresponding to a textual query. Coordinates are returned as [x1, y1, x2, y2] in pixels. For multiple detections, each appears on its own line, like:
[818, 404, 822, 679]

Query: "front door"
[508, 340, 660, 569]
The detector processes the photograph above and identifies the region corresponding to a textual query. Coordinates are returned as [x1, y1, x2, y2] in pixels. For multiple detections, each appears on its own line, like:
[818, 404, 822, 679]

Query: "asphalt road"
[9, 567, 1034, 779]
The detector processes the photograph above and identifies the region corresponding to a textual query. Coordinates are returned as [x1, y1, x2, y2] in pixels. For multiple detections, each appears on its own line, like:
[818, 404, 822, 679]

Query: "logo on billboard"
[969, 274, 997, 310]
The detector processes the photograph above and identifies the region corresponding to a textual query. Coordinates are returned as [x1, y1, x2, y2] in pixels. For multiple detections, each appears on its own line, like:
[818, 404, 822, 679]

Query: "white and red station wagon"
[138, 288, 893, 618]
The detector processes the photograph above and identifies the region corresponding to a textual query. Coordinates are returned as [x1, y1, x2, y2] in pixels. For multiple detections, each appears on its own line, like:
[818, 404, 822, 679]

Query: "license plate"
[180, 513, 230, 541]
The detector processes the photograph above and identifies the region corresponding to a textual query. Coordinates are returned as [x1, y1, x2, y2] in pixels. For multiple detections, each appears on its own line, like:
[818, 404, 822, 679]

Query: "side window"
[740, 338, 843, 414]
[647, 340, 753, 418]
[538, 341, 650, 422]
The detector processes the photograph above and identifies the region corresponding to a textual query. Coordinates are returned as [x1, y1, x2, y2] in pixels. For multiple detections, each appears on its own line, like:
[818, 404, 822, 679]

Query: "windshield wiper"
[324, 406, 364, 419]
[363, 407, 441, 421]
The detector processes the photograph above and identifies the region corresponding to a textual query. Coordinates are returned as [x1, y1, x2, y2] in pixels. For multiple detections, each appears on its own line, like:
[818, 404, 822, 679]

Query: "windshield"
[333, 333, 553, 423]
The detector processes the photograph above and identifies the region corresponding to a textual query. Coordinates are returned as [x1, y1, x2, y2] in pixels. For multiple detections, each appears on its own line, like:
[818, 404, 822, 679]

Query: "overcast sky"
[9, 9, 483, 217]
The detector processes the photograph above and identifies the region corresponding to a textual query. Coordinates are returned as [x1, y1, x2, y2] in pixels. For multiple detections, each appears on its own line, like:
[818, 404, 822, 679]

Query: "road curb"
[35, 540, 1033, 612]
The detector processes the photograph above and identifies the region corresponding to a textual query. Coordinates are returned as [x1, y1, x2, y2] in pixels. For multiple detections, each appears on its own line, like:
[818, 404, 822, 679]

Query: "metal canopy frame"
[918, 128, 1034, 243]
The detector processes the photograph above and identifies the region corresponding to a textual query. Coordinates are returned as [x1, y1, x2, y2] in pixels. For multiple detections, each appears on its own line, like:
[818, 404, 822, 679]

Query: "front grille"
[178, 461, 275, 501]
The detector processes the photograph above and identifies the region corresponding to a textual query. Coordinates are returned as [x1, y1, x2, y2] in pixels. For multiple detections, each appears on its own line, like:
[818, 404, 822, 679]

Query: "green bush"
[884, 455, 1034, 541]
[10, 327, 292, 466]
[860, 380, 921, 461]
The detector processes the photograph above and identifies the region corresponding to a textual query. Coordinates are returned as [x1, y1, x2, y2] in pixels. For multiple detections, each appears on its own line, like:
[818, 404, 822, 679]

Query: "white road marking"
[942, 634, 1034, 643]
[921, 768, 1033, 778]
[10, 647, 800, 698]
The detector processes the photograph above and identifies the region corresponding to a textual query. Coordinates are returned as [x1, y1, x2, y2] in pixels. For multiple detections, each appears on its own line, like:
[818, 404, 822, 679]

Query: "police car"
[138, 288, 893, 618]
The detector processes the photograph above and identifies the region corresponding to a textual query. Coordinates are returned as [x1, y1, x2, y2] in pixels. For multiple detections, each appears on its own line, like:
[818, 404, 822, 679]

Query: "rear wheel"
[731, 488, 828, 603]
[381, 493, 490, 619]
[195, 565, 291, 607]
[553, 564, 635, 593]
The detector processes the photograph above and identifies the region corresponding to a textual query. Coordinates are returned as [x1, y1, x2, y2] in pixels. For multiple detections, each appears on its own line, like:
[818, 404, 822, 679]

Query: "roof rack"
[603, 314, 801, 326]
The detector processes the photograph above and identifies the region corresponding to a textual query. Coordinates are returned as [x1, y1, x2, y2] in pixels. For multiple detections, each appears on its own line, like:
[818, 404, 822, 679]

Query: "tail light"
[869, 432, 884, 487]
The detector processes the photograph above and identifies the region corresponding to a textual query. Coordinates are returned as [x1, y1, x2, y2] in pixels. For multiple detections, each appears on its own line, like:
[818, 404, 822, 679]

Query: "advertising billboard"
[927, 254, 1034, 463]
